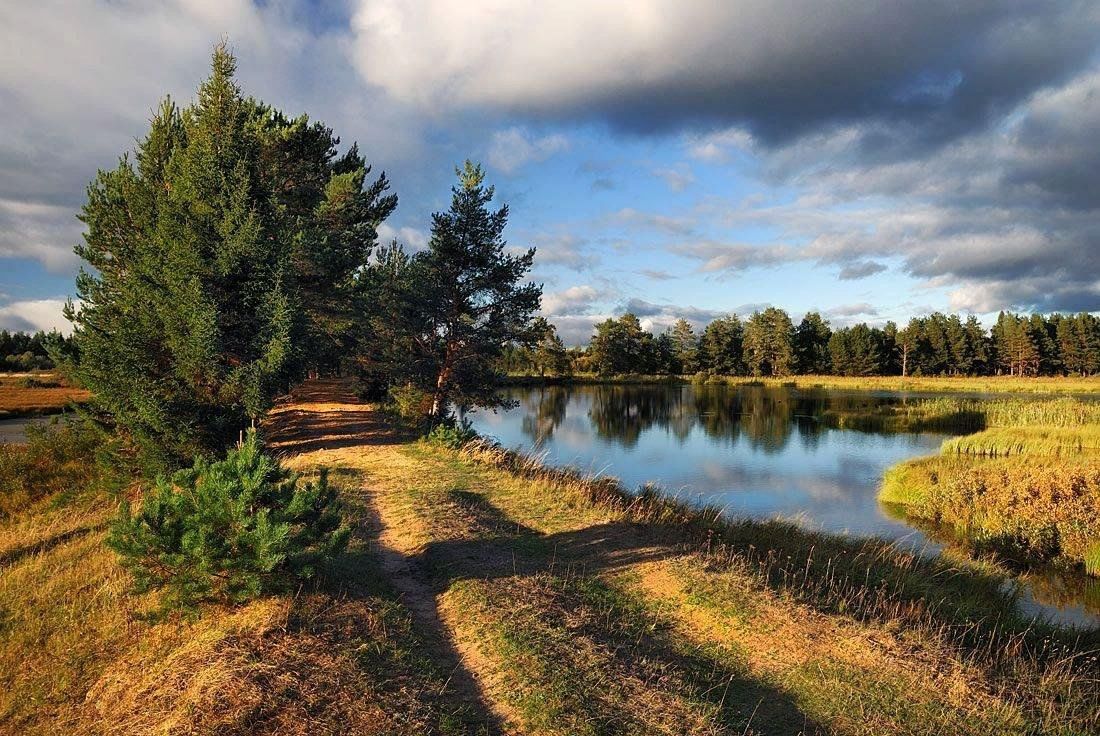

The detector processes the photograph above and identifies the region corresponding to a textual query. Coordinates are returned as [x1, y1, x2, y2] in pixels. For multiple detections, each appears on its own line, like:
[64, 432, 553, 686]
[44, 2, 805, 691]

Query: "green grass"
[942, 426, 1100, 457]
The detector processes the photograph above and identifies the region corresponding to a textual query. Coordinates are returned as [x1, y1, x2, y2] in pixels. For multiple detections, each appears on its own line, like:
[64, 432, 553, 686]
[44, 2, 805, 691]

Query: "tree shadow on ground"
[386, 487, 830, 735]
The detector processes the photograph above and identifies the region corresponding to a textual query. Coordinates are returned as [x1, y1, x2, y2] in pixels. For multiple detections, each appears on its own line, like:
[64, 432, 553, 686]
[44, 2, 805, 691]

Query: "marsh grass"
[823, 396, 1100, 434]
[943, 426, 1100, 457]
[0, 372, 90, 418]
[882, 455, 1100, 575]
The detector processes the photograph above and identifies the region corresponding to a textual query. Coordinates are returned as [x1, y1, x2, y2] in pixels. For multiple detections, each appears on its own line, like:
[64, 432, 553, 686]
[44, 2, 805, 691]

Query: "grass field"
[506, 372, 1100, 395]
[0, 373, 90, 419]
[3, 379, 1098, 735]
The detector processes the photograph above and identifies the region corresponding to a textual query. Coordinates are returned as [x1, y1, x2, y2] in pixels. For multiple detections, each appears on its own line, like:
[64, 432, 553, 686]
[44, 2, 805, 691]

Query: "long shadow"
[0, 522, 105, 567]
[348, 488, 510, 735]
[405, 491, 827, 734]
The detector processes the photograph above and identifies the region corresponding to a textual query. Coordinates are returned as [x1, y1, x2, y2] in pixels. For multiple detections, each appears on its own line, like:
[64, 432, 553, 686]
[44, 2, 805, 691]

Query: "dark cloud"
[838, 261, 887, 280]
[355, 1, 1099, 150]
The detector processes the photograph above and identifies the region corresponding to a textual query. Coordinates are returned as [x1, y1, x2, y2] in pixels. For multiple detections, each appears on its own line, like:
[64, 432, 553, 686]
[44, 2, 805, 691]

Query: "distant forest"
[0, 330, 71, 372]
[503, 309, 1100, 378]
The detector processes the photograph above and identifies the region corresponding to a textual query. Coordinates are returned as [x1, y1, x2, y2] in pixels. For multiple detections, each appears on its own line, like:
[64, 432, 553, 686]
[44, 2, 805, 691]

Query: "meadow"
[2, 380, 1098, 735]
[0, 373, 90, 419]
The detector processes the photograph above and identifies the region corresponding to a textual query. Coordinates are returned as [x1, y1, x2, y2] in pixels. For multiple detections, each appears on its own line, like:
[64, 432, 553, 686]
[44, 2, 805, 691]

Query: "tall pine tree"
[63, 45, 395, 469]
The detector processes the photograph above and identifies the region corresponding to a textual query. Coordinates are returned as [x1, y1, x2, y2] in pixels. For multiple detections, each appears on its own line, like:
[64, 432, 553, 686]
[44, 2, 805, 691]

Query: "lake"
[466, 382, 1100, 627]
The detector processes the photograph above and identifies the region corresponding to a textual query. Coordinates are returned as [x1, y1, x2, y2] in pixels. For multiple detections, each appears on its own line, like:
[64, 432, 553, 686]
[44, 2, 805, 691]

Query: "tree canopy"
[63, 45, 395, 469]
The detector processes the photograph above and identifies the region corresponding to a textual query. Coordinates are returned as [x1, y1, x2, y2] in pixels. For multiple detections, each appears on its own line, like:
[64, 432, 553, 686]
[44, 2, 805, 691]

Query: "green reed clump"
[943, 426, 1100, 457]
[883, 455, 1100, 574]
[825, 396, 1100, 434]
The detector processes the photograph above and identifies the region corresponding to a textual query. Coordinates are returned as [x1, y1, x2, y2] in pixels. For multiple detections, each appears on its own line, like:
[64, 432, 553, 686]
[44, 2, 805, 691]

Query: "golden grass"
[509, 372, 1100, 395]
[943, 426, 1100, 457]
[6, 379, 1099, 735]
[882, 455, 1100, 573]
[0, 373, 90, 418]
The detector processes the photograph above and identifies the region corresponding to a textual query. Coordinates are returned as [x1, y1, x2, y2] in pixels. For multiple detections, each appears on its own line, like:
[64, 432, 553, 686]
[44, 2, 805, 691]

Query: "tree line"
[505, 308, 1100, 378]
[59, 46, 541, 473]
[0, 330, 73, 372]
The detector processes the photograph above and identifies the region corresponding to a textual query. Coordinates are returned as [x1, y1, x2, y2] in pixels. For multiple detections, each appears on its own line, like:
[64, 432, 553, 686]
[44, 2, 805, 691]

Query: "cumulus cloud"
[0, 298, 71, 333]
[377, 222, 429, 251]
[488, 127, 569, 173]
[350, 0, 1098, 145]
[529, 233, 599, 270]
[652, 164, 694, 192]
[825, 303, 879, 319]
[541, 285, 604, 315]
[619, 298, 726, 331]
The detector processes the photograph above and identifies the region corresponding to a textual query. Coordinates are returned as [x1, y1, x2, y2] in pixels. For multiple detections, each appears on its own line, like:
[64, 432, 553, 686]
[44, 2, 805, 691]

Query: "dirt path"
[268, 379, 513, 733]
[263, 379, 1075, 736]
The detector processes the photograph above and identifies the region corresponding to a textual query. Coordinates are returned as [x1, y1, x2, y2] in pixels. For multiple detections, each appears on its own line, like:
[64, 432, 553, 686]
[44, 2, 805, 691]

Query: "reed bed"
[943, 426, 1100, 457]
[882, 456, 1100, 575]
[825, 396, 1100, 434]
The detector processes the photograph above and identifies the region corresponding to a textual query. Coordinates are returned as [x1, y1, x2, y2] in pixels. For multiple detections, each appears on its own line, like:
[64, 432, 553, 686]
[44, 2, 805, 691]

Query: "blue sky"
[1, 1, 1098, 344]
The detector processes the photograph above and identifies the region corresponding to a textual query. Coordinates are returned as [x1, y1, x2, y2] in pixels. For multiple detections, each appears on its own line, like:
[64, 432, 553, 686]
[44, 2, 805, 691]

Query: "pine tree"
[412, 162, 542, 416]
[669, 318, 699, 374]
[107, 429, 350, 609]
[743, 308, 794, 376]
[793, 311, 832, 374]
[62, 45, 394, 469]
[698, 316, 744, 375]
[532, 320, 571, 376]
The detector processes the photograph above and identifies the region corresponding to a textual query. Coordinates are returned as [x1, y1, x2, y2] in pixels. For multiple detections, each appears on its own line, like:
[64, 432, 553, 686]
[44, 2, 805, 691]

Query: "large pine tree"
[63, 45, 395, 469]
[396, 162, 542, 416]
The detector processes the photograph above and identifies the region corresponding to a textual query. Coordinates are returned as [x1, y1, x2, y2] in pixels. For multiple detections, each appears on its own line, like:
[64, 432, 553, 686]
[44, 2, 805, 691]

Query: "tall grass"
[882, 455, 1100, 574]
[943, 426, 1100, 457]
[826, 396, 1100, 433]
[0, 418, 107, 517]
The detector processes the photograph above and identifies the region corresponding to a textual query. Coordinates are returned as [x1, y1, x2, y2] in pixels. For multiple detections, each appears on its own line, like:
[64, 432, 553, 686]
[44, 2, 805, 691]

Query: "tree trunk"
[430, 344, 455, 417]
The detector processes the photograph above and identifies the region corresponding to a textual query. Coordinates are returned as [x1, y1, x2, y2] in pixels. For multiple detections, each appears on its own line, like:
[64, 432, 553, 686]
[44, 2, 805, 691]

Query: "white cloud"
[541, 285, 603, 315]
[0, 298, 71, 333]
[488, 127, 569, 174]
[377, 222, 429, 251]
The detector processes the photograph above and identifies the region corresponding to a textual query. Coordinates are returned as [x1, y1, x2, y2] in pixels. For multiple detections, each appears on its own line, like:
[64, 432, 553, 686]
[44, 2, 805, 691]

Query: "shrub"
[107, 430, 350, 608]
[0, 418, 103, 516]
[387, 382, 433, 421]
[16, 376, 61, 389]
[424, 418, 478, 449]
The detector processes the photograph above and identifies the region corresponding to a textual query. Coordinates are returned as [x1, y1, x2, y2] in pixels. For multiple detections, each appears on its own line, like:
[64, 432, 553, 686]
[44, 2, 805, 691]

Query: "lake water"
[0, 416, 50, 444]
[466, 383, 1100, 628]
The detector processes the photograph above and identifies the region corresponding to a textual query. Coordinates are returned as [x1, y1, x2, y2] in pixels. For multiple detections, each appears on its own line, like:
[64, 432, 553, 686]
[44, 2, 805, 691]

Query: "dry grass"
[0, 373, 90, 418]
[882, 455, 1100, 574]
[6, 378, 1099, 735]
[509, 372, 1100, 395]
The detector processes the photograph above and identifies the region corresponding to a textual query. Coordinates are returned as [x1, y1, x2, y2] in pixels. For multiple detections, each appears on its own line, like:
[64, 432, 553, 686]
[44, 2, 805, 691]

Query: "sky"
[1, 1, 1098, 344]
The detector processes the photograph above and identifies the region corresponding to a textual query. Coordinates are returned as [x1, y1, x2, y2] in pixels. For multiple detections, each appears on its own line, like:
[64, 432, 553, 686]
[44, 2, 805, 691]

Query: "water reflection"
[468, 383, 1099, 627]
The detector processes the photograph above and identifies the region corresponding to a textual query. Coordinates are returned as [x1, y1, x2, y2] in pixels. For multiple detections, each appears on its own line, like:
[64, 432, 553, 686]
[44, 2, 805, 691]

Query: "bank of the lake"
[0, 373, 90, 420]
[5, 379, 1099, 735]
[467, 383, 1100, 625]
[505, 372, 1100, 395]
